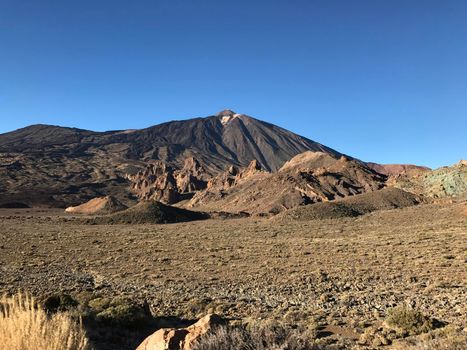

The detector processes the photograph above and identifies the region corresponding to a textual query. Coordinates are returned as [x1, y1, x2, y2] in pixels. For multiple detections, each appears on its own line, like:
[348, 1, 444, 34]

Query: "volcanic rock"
[128, 162, 181, 204]
[190, 159, 268, 206]
[390, 160, 467, 199]
[189, 152, 387, 215]
[278, 187, 422, 221]
[175, 157, 209, 194]
[128, 157, 209, 204]
[209, 159, 265, 190]
[64, 196, 127, 214]
[136, 314, 224, 350]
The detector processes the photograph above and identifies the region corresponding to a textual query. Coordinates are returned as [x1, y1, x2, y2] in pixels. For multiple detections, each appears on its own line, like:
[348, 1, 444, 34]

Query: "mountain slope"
[0, 110, 342, 207]
[277, 187, 422, 221]
[188, 152, 386, 215]
[366, 163, 431, 176]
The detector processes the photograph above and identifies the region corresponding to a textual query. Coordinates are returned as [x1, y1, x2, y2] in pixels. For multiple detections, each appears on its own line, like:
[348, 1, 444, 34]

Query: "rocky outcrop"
[390, 160, 467, 199]
[127, 157, 209, 204]
[128, 162, 181, 204]
[136, 314, 224, 350]
[175, 157, 208, 194]
[65, 196, 127, 214]
[237, 159, 263, 180]
[190, 160, 268, 207]
[189, 152, 387, 215]
[207, 159, 265, 190]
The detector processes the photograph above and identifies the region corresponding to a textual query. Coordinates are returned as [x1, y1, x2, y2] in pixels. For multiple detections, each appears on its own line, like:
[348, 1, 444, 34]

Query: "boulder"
[136, 314, 224, 350]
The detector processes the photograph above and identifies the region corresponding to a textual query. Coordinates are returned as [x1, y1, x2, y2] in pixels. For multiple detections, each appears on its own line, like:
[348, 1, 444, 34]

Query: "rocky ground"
[0, 202, 466, 349]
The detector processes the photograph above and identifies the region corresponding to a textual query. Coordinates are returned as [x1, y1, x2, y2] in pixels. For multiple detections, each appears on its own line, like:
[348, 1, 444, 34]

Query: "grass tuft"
[0, 293, 89, 350]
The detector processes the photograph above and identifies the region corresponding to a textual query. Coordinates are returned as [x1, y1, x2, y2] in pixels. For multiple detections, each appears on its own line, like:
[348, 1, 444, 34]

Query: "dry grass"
[0, 293, 89, 350]
[391, 326, 467, 350]
[192, 323, 321, 350]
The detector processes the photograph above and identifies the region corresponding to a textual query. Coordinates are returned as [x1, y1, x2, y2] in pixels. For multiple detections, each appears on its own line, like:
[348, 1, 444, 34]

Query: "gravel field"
[0, 203, 466, 349]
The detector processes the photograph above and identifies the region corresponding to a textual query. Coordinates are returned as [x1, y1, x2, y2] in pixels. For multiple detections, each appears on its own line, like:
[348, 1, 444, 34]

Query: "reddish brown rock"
[189, 152, 387, 215]
[237, 159, 263, 180]
[128, 161, 180, 204]
[175, 157, 208, 194]
[190, 160, 267, 207]
[135, 314, 224, 350]
[128, 157, 209, 204]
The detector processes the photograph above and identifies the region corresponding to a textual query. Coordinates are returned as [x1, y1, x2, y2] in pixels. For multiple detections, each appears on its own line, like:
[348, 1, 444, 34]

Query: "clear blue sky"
[1, 0, 466, 168]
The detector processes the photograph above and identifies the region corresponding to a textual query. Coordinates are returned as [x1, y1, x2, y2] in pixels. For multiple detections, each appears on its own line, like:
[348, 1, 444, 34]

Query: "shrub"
[87, 297, 150, 328]
[43, 293, 78, 312]
[0, 293, 89, 350]
[385, 306, 434, 336]
[192, 323, 321, 350]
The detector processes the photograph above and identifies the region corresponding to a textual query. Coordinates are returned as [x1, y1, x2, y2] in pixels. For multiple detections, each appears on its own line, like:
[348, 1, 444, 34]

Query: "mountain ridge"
[0, 110, 343, 207]
[0, 111, 341, 172]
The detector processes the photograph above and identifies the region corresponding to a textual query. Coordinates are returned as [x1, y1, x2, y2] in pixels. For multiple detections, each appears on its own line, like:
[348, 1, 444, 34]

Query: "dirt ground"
[0, 203, 466, 349]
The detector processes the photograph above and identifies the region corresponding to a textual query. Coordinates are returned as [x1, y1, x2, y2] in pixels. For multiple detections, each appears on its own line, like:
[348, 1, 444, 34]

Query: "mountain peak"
[217, 109, 244, 126]
[216, 109, 237, 117]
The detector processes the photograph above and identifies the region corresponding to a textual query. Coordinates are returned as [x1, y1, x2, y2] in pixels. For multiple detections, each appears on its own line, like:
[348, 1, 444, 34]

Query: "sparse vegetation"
[0, 202, 465, 349]
[391, 326, 467, 349]
[0, 293, 89, 350]
[385, 306, 435, 336]
[192, 323, 320, 350]
[86, 297, 150, 328]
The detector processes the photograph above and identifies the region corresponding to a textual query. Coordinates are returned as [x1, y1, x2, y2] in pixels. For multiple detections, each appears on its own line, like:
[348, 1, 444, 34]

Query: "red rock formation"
[175, 157, 208, 193]
[128, 157, 209, 204]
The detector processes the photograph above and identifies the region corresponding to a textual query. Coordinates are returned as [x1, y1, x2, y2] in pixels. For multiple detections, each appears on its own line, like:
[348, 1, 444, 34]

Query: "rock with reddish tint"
[189, 152, 387, 215]
[135, 314, 224, 350]
[128, 157, 209, 205]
